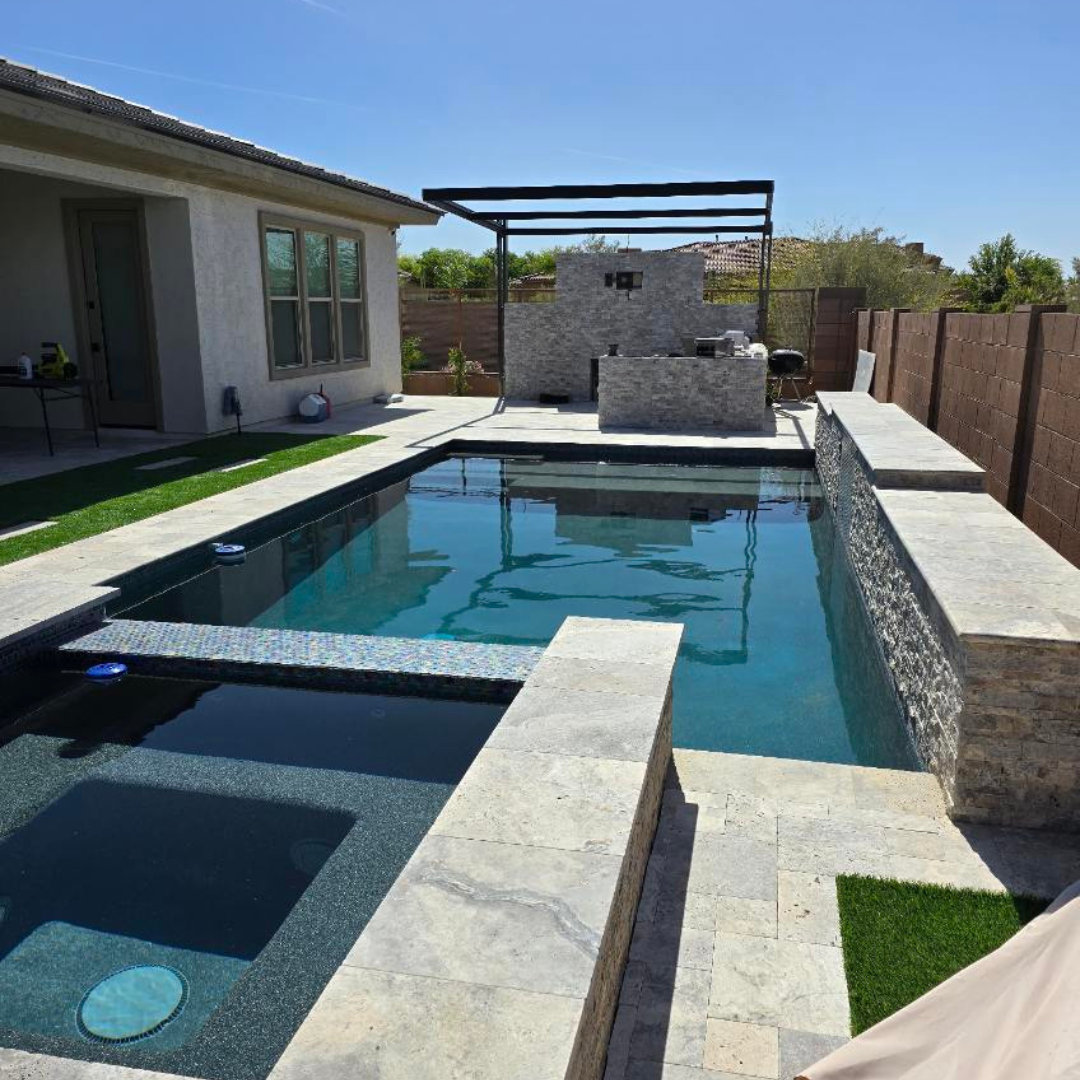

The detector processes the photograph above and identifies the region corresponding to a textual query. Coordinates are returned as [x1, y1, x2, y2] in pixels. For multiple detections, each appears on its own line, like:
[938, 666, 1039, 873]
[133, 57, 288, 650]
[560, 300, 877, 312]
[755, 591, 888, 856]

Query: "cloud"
[294, 0, 345, 12]
[558, 147, 712, 180]
[13, 45, 369, 111]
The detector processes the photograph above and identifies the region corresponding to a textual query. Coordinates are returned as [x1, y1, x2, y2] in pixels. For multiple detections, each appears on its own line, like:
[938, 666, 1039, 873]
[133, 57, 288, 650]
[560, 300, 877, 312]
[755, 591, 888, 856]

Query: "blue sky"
[7, 0, 1078, 270]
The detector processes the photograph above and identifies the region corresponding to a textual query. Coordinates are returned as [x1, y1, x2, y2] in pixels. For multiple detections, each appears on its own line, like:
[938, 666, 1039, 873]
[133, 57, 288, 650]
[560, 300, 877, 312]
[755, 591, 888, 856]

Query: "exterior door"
[77, 209, 157, 427]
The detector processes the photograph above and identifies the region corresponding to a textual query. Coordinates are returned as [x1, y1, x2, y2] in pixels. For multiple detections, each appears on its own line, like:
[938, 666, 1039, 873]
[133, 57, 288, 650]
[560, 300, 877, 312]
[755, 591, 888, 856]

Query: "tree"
[780, 225, 954, 310]
[953, 234, 1065, 312]
[398, 237, 621, 288]
[1066, 257, 1080, 314]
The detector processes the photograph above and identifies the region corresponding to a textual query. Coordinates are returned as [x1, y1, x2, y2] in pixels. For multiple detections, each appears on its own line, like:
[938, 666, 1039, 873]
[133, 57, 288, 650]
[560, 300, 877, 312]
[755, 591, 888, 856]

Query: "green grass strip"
[0, 431, 381, 566]
[836, 875, 1047, 1035]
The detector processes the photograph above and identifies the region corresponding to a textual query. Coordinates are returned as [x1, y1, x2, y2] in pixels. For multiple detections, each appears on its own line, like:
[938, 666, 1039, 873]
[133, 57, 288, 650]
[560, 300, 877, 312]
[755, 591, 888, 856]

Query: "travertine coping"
[829, 396, 985, 490]
[0, 577, 118, 654]
[269, 616, 681, 1080]
[0, 616, 680, 1080]
[877, 489, 1080, 646]
[816, 390, 982, 490]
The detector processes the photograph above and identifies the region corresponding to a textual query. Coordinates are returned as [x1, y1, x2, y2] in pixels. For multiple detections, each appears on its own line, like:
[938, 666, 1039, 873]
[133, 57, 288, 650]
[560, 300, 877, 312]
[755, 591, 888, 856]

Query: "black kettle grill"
[767, 348, 806, 377]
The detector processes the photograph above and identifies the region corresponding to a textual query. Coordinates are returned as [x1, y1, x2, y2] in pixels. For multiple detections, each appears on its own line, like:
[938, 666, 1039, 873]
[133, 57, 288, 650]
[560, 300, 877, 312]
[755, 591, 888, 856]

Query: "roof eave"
[0, 68, 440, 227]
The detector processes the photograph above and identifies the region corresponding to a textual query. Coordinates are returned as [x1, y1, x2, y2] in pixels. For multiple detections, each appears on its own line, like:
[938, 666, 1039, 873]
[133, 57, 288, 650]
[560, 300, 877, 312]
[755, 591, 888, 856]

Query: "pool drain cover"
[77, 965, 187, 1044]
[290, 838, 335, 876]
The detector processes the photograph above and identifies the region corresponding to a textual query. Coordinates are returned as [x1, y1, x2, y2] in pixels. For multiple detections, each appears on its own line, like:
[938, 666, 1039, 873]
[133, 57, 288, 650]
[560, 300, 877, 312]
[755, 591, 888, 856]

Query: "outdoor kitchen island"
[597, 351, 768, 431]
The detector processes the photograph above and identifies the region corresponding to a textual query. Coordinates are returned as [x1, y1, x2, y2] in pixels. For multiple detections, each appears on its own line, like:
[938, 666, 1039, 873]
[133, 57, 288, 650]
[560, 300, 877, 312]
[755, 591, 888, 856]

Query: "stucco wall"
[186, 190, 401, 434]
[0, 143, 404, 434]
[0, 169, 84, 428]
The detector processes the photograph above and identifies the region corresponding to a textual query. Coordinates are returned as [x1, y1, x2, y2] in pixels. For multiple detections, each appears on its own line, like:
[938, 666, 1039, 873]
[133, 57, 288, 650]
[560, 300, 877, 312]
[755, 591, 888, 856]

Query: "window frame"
[259, 213, 370, 380]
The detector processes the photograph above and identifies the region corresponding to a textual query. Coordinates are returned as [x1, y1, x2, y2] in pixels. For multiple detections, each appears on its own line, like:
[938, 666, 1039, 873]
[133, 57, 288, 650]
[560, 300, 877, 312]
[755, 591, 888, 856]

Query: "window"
[261, 217, 368, 375]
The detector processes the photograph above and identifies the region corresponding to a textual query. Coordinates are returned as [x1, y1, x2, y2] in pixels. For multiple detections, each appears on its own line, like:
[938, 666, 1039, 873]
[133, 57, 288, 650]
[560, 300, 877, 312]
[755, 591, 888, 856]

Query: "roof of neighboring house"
[669, 237, 809, 276]
[0, 57, 437, 218]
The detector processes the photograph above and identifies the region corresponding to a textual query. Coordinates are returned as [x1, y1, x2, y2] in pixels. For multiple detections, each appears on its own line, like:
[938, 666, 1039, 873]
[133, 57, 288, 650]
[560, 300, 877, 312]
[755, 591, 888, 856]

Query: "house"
[0, 58, 440, 435]
[668, 236, 809, 279]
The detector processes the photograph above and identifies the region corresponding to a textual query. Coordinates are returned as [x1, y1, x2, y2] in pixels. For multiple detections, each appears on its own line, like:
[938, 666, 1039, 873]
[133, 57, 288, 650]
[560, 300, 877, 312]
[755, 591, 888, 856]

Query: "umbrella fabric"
[799, 880, 1080, 1080]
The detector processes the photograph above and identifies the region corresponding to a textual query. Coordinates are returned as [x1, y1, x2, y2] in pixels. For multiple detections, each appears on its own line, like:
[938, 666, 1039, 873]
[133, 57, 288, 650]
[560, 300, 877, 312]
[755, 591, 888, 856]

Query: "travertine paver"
[777, 872, 840, 947]
[703, 1019, 779, 1077]
[604, 749, 1080, 1080]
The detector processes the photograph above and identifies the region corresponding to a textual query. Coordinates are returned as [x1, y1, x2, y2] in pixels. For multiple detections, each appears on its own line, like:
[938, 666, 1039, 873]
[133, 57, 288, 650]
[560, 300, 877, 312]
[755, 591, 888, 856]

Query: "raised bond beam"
[269, 615, 681, 1080]
[817, 392, 1080, 830]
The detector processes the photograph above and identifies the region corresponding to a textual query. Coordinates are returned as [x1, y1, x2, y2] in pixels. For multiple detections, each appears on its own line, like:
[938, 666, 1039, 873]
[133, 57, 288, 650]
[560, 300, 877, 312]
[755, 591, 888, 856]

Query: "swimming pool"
[0, 669, 502, 1078]
[126, 457, 918, 770]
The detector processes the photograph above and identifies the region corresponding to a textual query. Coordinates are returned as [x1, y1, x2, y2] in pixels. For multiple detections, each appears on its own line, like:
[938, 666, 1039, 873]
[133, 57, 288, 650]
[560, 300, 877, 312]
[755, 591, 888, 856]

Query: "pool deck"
[5, 397, 1080, 1080]
[606, 749, 1080, 1080]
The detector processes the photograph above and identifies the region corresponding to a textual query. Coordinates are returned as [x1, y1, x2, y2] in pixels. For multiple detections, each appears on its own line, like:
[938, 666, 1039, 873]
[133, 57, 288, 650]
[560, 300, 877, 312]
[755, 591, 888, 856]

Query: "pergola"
[421, 180, 776, 383]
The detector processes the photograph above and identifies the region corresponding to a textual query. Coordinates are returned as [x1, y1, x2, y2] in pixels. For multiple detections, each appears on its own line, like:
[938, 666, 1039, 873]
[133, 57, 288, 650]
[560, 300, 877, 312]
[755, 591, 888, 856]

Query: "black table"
[0, 376, 100, 456]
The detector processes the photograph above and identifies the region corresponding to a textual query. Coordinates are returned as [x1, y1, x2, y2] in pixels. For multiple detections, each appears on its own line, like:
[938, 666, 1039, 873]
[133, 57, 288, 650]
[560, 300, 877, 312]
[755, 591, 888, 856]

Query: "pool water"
[0, 672, 502, 1078]
[129, 458, 918, 770]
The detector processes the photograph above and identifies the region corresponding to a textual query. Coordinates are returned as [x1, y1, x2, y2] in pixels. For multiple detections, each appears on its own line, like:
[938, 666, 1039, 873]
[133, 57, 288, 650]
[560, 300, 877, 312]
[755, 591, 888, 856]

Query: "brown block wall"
[857, 306, 1080, 567]
[809, 287, 865, 392]
[868, 309, 898, 402]
[400, 290, 498, 370]
[936, 310, 1029, 506]
[1022, 313, 1080, 561]
[891, 311, 940, 426]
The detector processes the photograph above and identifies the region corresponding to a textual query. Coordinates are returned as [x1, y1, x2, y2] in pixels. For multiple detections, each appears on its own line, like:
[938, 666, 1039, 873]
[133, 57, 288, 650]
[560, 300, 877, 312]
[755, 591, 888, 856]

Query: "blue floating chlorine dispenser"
[86, 662, 128, 682]
[211, 542, 246, 566]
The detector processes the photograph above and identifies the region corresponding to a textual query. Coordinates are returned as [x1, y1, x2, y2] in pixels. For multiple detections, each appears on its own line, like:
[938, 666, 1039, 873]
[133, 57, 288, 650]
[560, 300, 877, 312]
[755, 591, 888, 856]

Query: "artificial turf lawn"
[836, 875, 1047, 1034]
[0, 431, 381, 566]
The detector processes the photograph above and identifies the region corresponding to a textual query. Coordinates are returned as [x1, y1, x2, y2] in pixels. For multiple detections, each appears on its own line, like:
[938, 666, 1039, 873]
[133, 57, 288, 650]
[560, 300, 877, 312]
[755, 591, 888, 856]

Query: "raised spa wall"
[269, 615, 680, 1080]
[817, 392, 1080, 830]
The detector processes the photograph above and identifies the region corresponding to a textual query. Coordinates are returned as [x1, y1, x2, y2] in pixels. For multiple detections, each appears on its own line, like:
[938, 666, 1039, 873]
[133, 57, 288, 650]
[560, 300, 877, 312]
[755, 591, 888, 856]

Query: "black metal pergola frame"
[421, 180, 775, 386]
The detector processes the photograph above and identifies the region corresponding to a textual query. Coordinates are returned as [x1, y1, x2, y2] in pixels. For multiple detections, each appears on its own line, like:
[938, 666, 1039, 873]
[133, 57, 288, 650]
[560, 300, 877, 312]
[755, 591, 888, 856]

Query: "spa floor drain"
[290, 838, 335, 877]
[77, 965, 188, 1044]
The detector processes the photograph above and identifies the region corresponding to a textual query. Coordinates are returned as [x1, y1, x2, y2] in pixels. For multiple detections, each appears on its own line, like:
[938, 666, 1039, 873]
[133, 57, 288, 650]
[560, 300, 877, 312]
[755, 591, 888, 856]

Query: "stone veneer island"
[598, 353, 767, 431]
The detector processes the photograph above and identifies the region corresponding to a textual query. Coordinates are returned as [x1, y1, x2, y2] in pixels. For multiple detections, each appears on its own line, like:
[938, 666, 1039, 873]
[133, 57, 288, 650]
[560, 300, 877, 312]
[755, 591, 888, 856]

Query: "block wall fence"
[856, 305, 1080, 568]
[399, 284, 869, 393]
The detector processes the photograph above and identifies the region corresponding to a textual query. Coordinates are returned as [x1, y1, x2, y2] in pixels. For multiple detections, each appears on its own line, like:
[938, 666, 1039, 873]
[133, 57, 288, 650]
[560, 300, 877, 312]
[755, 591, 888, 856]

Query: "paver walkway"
[605, 749, 1080, 1080]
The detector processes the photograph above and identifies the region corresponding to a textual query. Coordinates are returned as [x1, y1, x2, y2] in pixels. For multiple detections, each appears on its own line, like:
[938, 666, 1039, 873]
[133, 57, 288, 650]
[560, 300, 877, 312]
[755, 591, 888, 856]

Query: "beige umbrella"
[799, 881, 1080, 1080]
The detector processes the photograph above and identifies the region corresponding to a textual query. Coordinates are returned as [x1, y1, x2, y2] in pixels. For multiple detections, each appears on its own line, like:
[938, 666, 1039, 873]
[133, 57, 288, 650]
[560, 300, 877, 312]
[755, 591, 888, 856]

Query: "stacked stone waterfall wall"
[815, 404, 1080, 829]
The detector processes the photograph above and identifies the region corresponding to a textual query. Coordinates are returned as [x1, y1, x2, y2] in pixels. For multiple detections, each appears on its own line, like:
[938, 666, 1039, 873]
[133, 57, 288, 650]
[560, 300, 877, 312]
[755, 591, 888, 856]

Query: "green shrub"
[401, 335, 424, 380]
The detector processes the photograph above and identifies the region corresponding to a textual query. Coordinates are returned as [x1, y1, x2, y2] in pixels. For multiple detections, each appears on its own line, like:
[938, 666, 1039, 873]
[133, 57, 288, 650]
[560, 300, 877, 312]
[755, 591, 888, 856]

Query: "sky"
[6, 0, 1079, 271]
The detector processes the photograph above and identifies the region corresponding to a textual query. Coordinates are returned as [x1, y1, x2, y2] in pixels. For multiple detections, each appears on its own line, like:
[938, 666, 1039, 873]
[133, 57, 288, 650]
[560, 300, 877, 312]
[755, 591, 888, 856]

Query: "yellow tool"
[39, 342, 77, 380]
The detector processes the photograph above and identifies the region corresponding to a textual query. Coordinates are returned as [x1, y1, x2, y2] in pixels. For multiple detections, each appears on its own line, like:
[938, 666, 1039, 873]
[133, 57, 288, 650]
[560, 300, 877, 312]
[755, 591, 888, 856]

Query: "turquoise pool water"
[131, 458, 919, 769]
[0, 671, 501, 1078]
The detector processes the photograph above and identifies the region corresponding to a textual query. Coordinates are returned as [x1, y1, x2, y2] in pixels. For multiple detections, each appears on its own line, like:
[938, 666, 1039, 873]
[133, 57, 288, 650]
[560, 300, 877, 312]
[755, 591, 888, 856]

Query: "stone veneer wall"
[597, 355, 766, 431]
[816, 404, 1080, 828]
[504, 251, 757, 401]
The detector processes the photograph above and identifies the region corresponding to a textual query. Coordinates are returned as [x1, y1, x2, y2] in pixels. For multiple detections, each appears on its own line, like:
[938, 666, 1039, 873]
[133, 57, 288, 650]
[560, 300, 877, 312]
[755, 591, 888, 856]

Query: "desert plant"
[782, 225, 954, 311]
[445, 345, 477, 396]
[401, 335, 424, 380]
